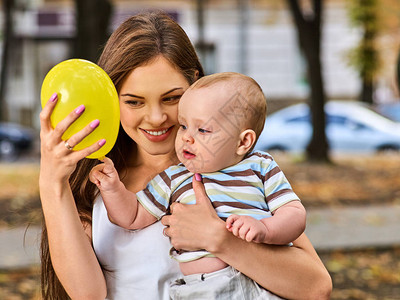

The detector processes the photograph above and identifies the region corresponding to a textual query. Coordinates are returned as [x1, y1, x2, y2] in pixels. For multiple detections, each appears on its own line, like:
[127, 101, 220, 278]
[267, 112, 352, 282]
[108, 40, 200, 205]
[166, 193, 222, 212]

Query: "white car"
[254, 101, 400, 154]
[377, 102, 400, 122]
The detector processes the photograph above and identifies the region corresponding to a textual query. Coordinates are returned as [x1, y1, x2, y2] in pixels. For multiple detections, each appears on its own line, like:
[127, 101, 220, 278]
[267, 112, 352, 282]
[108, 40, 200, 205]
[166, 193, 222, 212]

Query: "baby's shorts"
[169, 266, 283, 300]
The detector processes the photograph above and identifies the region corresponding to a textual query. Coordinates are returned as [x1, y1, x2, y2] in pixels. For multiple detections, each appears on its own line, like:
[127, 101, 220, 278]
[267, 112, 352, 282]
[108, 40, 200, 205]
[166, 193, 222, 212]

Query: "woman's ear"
[236, 129, 256, 156]
[194, 70, 200, 81]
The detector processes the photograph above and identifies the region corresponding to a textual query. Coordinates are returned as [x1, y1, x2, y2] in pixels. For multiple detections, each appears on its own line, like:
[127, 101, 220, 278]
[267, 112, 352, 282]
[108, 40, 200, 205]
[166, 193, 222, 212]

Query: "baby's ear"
[193, 70, 200, 81]
[236, 129, 256, 155]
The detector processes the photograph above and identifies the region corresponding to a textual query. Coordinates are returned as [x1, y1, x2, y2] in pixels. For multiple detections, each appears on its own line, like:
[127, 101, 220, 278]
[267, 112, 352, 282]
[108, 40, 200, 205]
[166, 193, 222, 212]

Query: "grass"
[0, 163, 41, 229]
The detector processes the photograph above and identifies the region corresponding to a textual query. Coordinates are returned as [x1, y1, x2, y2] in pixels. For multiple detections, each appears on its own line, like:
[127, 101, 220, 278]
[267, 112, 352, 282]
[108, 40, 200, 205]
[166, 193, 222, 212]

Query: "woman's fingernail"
[98, 139, 106, 147]
[50, 93, 58, 102]
[195, 173, 202, 182]
[75, 104, 85, 114]
[90, 119, 100, 129]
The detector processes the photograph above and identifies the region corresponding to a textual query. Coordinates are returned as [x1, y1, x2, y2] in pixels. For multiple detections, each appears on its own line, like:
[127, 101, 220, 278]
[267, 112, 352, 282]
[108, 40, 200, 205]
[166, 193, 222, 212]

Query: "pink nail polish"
[195, 173, 202, 182]
[50, 93, 58, 102]
[90, 119, 100, 129]
[98, 139, 106, 147]
[75, 105, 85, 114]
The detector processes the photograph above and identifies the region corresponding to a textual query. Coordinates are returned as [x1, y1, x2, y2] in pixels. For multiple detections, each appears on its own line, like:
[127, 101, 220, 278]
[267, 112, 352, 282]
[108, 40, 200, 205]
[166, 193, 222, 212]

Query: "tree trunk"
[74, 0, 113, 63]
[348, 0, 379, 104]
[305, 43, 329, 161]
[360, 79, 374, 104]
[287, 0, 330, 162]
[359, 20, 376, 104]
[0, 0, 14, 122]
[397, 49, 400, 94]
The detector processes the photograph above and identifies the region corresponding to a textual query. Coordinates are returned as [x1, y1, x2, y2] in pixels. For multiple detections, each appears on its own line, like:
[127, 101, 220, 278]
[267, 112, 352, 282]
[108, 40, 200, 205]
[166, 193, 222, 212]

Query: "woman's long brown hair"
[40, 10, 204, 299]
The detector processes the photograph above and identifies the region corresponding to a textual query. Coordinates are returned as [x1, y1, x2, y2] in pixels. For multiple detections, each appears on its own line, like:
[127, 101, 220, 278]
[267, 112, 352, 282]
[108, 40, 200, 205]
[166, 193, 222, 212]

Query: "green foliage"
[346, 0, 381, 81]
[348, 0, 379, 30]
[347, 42, 380, 81]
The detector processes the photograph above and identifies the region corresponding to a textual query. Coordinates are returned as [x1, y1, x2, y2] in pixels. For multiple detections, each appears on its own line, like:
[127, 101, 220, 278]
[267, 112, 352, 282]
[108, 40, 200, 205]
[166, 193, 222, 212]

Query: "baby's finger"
[230, 218, 244, 237]
[245, 229, 256, 242]
[39, 93, 58, 133]
[90, 176, 100, 187]
[238, 224, 251, 240]
[89, 163, 111, 184]
[89, 165, 103, 183]
[226, 214, 239, 229]
[101, 157, 116, 175]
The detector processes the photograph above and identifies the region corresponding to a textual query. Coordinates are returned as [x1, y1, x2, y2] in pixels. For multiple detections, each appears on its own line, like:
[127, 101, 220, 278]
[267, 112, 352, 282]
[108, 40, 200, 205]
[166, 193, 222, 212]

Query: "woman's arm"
[39, 94, 107, 299]
[162, 175, 332, 300]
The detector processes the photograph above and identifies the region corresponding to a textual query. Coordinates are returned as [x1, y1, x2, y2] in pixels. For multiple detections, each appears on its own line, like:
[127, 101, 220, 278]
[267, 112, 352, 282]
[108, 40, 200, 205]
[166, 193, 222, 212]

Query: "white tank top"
[92, 195, 181, 300]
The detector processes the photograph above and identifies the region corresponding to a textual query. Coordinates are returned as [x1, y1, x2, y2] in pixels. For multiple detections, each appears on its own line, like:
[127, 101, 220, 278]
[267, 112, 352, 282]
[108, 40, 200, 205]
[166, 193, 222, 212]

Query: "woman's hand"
[39, 92, 105, 182]
[161, 174, 228, 252]
[39, 93, 108, 299]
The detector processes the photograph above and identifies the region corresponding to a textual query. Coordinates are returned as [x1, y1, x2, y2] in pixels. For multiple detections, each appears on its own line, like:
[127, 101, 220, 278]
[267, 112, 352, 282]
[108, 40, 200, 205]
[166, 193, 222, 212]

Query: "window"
[286, 114, 310, 124]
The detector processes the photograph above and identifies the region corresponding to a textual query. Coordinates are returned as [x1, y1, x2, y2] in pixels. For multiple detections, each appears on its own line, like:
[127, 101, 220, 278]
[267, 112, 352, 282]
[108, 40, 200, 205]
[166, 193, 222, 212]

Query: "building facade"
[2, 0, 399, 127]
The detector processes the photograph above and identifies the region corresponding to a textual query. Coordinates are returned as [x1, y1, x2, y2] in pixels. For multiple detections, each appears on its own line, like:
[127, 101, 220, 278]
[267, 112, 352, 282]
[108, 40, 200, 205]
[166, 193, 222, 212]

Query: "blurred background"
[0, 0, 399, 299]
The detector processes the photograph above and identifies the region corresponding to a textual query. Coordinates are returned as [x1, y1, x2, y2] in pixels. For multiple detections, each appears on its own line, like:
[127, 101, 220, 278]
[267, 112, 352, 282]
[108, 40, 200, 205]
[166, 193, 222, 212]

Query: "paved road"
[0, 226, 41, 269]
[1, 204, 400, 269]
[305, 204, 400, 251]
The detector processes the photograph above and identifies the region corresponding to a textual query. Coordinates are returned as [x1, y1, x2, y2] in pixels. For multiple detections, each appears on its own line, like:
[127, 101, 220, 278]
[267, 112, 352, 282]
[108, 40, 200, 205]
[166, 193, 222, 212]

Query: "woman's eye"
[163, 95, 181, 103]
[124, 100, 143, 107]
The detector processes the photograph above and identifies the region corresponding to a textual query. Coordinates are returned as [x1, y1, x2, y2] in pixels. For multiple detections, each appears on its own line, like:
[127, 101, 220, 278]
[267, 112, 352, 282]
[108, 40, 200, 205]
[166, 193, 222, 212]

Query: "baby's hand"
[89, 157, 120, 192]
[226, 215, 267, 243]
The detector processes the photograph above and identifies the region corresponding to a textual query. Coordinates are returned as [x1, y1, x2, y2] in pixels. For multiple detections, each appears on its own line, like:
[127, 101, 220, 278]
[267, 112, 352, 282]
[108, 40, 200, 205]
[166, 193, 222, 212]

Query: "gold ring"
[64, 141, 74, 151]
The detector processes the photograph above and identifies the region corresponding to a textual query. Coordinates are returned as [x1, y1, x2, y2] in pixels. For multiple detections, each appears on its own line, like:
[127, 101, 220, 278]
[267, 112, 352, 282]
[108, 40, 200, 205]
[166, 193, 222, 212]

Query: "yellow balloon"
[40, 59, 120, 159]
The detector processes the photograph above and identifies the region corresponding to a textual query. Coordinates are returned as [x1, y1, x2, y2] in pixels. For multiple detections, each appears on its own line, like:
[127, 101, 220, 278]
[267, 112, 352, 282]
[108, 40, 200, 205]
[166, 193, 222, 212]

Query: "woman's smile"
[141, 126, 174, 142]
[118, 55, 190, 156]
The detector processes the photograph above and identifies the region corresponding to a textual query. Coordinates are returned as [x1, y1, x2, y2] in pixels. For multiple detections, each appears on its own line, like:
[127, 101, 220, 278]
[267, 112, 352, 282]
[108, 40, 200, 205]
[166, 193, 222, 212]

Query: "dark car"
[0, 122, 34, 160]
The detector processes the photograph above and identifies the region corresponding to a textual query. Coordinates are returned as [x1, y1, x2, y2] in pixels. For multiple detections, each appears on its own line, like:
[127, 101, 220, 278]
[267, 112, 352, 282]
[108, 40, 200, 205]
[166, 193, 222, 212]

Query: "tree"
[397, 48, 400, 93]
[74, 0, 113, 63]
[347, 0, 380, 104]
[286, 0, 330, 162]
[0, 0, 15, 122]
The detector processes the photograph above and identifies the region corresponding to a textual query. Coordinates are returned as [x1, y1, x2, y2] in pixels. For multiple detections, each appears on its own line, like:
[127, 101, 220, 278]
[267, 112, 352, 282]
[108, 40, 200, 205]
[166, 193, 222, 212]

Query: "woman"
[39, 11, 331, 299]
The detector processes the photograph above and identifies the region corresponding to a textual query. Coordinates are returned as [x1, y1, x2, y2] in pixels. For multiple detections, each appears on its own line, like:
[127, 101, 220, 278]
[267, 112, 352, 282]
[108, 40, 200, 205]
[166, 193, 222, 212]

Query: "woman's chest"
[92, 197, 180, 299]
[122, 166, 161, 192]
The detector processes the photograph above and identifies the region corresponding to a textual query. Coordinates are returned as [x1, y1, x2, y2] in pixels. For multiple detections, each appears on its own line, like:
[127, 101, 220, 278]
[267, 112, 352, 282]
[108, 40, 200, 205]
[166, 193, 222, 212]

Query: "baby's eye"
[180, 124, 187, 130]
[198, 128, 211, 133]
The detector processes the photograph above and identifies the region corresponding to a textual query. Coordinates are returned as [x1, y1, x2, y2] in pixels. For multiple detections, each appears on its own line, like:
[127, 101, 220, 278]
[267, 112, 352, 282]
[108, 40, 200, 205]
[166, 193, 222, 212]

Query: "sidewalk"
[0, 225, 41, 269]
[1, 204, 400, 269]
[305, 204, 400, 251]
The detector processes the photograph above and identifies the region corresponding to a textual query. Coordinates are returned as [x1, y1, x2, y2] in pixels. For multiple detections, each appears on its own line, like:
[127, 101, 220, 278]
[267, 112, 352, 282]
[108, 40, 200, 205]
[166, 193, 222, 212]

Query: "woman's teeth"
[145, 129, 169, 136]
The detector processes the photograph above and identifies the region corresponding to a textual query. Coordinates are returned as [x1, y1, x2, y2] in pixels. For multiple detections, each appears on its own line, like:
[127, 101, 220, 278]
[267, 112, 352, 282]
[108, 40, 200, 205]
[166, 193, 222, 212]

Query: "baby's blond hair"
[189, 72, 267, 139]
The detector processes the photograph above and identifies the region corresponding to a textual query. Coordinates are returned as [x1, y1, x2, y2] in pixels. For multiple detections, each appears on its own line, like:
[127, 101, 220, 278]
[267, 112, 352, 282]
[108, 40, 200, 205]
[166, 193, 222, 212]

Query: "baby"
[90, 72, 306, 299]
